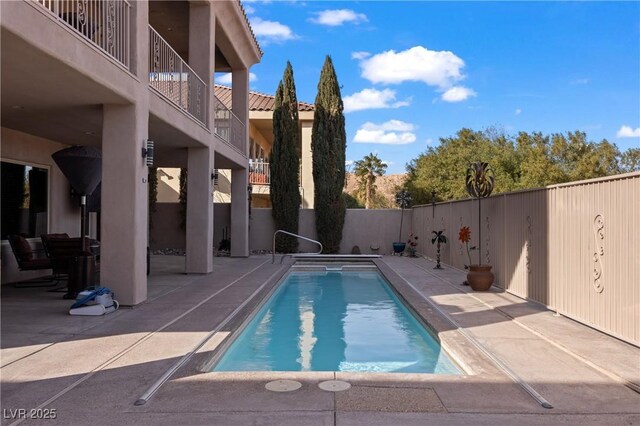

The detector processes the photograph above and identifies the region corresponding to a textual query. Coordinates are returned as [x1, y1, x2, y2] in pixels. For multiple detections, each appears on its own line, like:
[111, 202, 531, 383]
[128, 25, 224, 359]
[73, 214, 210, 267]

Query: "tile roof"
[238, 1, 263, 57]
[214, 84, 315, 112]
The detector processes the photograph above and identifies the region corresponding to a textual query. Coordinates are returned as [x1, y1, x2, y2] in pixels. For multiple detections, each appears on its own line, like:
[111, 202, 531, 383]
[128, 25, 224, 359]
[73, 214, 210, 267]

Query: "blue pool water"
[212, 270, 461, 374]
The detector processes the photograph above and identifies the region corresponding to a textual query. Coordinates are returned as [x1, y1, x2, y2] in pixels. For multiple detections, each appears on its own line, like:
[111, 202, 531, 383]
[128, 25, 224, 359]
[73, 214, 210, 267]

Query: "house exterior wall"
[1, 1, 260, 301]
[412, 172, 640, 345]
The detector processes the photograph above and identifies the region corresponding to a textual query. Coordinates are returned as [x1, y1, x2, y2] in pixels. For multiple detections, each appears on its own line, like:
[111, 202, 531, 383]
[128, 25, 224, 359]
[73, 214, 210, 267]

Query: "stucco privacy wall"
[249, 208, 413, 255]
[412, 172, 640, 345]
[1, 127, 80, 283]
[151, 205, 412, 256]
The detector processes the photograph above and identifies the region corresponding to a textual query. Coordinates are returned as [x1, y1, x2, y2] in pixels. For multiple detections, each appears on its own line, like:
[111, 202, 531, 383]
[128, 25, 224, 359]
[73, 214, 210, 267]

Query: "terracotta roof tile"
[214, 84, 315, 112]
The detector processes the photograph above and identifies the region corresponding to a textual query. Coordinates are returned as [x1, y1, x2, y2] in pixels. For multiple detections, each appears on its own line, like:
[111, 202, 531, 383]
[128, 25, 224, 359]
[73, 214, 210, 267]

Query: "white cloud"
[515, 108, 522, 115]
[343, 88, 410, 113]
[616, 125, 640, 138]
[354, 120, 417, 145]
[570, 78, 590, 85]
[310, 9, 367, 26]
[351, 51, 371, 60]
[441, 86, 477, 102]
[216, 73, 257, 85]
[249, 17, 296, 42]
[243, 5, 256, 14]
[358, 46, 467, 89]
[361, 120, 415, 132]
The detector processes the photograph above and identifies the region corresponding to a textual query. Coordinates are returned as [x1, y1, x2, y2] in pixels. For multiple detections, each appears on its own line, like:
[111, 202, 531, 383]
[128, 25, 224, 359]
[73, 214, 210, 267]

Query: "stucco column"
[186, 147, 214, 273]
[301, 121, 314, 208]
[230, 168, 249, 257]
[99, 0, 148, 306]
[230, 68, 250, 257]
[189, 2, 215, 128]
[101, 103, 148, 306]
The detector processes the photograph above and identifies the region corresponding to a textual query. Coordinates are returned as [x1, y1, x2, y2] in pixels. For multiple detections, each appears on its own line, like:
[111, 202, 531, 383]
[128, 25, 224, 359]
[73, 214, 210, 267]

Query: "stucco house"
[157, 84, 316, 209]
[1, 0, 262, 305]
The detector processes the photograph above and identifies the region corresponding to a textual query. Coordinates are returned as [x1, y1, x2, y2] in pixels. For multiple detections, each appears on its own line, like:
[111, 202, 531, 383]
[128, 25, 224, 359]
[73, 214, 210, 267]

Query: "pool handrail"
[272, 230, 323, 263]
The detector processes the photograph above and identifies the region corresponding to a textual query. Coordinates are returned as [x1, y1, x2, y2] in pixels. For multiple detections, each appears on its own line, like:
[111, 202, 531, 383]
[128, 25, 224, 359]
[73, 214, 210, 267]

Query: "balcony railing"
[213, 95, 246, 154]
[149, 26, 207, 126]
[34, 0, 131, 70]
[249, 161, 270, 185]
[248, 161, 304, 186]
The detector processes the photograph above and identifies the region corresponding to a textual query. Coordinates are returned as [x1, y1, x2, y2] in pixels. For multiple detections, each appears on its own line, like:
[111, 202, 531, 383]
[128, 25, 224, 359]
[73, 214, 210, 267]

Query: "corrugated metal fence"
[412, 172, 640, 345]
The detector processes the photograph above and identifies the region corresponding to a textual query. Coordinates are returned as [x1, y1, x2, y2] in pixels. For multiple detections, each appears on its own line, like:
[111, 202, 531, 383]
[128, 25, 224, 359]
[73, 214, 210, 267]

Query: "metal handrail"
[272, 230, 323, 263]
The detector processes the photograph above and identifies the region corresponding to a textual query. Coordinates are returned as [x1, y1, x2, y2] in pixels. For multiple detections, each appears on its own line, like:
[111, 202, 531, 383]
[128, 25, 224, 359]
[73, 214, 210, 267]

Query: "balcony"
[249, 161, 270, 185]
[213, 95, 246, 155]
[34, 0, 131, 70]
[148, 26, 207, 127]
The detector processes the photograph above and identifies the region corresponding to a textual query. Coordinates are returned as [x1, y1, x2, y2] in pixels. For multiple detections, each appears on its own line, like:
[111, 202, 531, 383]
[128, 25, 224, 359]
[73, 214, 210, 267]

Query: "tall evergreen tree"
[270, 62, 300, 252]
[312, 56, 346, 253]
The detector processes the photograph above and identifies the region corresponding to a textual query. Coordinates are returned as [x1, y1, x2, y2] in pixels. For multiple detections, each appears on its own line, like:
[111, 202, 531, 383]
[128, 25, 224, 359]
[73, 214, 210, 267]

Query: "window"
[1, 160, 49, 240]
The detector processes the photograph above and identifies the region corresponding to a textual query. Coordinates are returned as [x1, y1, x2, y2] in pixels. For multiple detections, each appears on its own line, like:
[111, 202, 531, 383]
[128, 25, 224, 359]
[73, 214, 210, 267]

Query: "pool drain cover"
[265, 380, 302, 392]
[318, 380, 351, 392]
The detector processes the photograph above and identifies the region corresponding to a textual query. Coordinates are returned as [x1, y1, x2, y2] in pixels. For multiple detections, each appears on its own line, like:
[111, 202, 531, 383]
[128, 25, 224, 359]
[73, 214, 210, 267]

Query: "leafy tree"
[270, 62, 300, 252]
[312, 56, 347, 253]
[620, 148, 640, 173]
[354, 153, 387, 209]
[405, 128, 630, 202]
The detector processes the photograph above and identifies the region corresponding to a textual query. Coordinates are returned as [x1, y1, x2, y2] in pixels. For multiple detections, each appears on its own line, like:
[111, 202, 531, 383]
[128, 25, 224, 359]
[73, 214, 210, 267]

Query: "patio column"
[101, 103, 148, 306]
[301, 121, 314, 208]
[230, 68, 250, 257]
[100, 0, 149, 306]
[189, 1, 215, 128]
[186, 147, 214, 273]
[230, 168, 249, 257]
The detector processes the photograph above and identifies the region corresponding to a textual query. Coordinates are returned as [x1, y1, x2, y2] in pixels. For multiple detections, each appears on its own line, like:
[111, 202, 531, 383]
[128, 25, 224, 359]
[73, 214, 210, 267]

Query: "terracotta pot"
[467, 264, 494, 291]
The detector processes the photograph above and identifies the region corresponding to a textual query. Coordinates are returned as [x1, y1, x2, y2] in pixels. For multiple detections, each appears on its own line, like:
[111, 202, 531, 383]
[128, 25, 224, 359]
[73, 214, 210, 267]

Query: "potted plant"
[458, 226, 494, 290]
[431, 230, 447, 269]
[406, 233, 418, 257]
[393, 190, 412, 255]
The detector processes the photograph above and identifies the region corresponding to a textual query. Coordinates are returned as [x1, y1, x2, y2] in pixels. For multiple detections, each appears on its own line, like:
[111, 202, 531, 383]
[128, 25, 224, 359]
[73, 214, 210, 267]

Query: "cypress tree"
[270, 62, 301, 252]
[312, 56, 346, 253]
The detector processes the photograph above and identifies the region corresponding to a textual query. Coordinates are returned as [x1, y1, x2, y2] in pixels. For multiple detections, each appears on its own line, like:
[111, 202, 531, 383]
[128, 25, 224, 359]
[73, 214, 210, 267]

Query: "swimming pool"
[211, 269, 461, 374]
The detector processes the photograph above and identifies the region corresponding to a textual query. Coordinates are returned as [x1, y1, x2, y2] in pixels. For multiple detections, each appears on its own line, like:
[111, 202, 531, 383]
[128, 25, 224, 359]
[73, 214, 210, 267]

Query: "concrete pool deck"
[1, 255, 639, 425]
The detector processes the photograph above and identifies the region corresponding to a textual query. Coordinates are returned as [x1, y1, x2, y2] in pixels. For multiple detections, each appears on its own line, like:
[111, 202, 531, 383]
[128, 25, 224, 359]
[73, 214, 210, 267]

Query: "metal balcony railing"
[149, 26, 207, 126]
[34, 0, 131, 70]
[249, 161, 270, 185]
[213, 95, 246, 155]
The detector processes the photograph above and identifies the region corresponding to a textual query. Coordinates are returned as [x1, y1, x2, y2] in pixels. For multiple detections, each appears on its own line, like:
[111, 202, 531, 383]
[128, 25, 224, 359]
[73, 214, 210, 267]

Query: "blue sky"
[229, 1, 640, 174]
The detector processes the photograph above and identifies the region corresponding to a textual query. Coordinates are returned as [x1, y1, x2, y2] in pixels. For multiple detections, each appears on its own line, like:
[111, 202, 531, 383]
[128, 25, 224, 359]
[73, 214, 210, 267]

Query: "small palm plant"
[431, 230, 447, 269]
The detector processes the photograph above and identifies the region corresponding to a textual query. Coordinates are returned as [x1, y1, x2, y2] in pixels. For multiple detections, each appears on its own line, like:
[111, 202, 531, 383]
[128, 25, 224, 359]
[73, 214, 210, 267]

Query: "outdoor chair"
[7, 234, 56, 287]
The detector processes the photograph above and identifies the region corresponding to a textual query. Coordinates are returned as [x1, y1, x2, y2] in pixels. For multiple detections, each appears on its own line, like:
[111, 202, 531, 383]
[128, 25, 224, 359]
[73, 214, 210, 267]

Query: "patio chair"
[7, 234, 56, 287]
[40, 233, 71, 282]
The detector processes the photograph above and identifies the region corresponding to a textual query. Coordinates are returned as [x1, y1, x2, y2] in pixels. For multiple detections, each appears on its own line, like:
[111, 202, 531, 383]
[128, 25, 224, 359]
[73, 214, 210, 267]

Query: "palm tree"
[354, 153, 387, 209]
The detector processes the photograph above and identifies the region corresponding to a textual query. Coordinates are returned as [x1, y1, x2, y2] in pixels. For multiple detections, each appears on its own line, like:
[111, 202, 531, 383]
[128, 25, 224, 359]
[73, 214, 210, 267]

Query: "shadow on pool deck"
[1, 255, 639, 425]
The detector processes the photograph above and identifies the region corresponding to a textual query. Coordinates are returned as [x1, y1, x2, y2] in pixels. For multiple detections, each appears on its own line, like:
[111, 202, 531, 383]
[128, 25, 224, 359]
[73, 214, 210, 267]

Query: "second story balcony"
[34, 0, 131, 70]
[214, 95, 246, 155]
[148, 26, 207, 127]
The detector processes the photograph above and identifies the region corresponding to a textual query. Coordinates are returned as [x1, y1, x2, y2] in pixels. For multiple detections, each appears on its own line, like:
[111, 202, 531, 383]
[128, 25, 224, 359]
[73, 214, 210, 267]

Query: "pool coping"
[179, 257, 505, 386]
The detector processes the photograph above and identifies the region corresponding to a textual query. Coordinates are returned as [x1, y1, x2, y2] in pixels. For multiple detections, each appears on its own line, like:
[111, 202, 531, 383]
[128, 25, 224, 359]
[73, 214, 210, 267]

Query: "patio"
[1, 255, 638, 425]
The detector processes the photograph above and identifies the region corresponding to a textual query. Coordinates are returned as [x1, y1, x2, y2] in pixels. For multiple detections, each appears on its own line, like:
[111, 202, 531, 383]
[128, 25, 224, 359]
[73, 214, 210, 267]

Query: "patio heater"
[52, 146, 102, 297]
[52, 146, 102, 251]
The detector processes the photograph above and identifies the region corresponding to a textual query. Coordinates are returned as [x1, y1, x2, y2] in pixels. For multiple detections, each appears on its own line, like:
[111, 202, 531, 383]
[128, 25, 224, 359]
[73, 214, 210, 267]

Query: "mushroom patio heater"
[52, 146, 102, 297]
